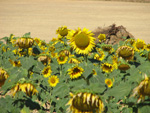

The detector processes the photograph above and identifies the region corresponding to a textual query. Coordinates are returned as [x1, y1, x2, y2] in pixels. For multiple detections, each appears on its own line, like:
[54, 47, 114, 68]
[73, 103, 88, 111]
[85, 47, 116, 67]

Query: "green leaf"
[23, 32, 31, 38]
[104, 82, 131, 100]
[52, 83, 69, 98]
[138, 105, 150, 113]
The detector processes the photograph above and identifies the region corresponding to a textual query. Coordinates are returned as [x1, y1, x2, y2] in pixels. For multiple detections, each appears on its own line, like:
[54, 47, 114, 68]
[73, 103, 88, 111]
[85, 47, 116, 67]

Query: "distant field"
[78, 0, 150, 3]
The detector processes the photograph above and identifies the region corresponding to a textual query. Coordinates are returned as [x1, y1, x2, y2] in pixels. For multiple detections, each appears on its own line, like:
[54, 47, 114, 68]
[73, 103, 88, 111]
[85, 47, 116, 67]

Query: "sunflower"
[56, 26, 69, 37]
[48, 75, 59, 87]
[101, 63, 115, 73]
[69, 28, 95, 55]
[133, 39, 146, 52]
[42, 66, 52, 78]
[131, 74, 150, 103]
[16, 37, 34, 49]
[68, 58, 80, 64]
[98, 34, 106, 42]
[94, 52, 105, 61]
[68, 66, 84, 79]
[125, 38, 135, 45]
[118, 63, 130, 71]
[57, 53, 68, 65]
[38, 55, 51, 65]
[49, 45, 56, 52]
[92, 69, 97, 76]
[116, 46, 134, 60]
[101, 44, 114, 54]
[9, 59, 21, 67]
[146, 43, 150, 51]
[66, 92, 104, 113]
[59, 49, 71, 57]
[105, 78, 113, 88]
[0, 68, 9, 87]
[11, 83, 38, 97]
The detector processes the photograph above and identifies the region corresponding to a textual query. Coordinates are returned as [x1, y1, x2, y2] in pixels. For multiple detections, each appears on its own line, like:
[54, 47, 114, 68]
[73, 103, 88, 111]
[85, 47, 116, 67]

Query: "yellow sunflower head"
[94, 49, 105, 61]
[146, 43, 150, 51]
[16, 37, 34, 49]
[11, 83, 38, 97]
[131, 74, 150, 103]
[68, 66, 84, 79]
[56, 26, 69, 37]
[66, 92, 104, 113]
[116, 46, 134, 60]
[0, 68, 9, 87]
[48, 75, 59, 87]
[101, 63, 115, 73]
[42, 66, 52, 78]
[98, 34, 106, 42]
[57, 53, 68, 65]
[9, 59, 22, 67]
[133, 39, 146, 52]
[38, 55, 51, 65]
[105, 78, 114, 88]
[69, 28, 95, 55]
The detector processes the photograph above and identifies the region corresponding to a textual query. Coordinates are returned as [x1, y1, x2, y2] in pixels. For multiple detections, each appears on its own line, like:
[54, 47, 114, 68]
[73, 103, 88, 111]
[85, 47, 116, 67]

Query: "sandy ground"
[0, 0, 150, 43]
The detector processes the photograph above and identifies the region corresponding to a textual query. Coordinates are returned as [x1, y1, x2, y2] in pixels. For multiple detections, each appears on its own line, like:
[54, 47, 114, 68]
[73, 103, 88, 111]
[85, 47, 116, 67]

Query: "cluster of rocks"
[93, 24, 134, 45]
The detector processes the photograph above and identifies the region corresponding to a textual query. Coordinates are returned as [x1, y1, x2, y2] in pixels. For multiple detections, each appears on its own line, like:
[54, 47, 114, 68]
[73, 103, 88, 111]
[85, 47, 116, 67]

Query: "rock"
[92, 24, 135, 45]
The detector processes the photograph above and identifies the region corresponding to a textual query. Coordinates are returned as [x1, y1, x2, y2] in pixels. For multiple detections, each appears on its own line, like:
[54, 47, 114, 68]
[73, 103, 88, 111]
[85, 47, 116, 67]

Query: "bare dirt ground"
[0, 0, 150, 43]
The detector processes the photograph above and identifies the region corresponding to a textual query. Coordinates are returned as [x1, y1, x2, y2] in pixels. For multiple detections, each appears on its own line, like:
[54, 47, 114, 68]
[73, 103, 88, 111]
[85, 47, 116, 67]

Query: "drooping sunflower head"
[98, 34, 106, 42]
[16, 37, 34, 49]
[101, 63, 115, 73]
[68, 66, 84, 79]
[49, 45, 56, 52]
[68, 58, 80, 64]
[57, 53, 68, 65]
[42, 66, 52, 78]
[66, 92, 104, 113]
[11, 83, 38, 97]
[0, 68, 9, 87]
[116, 46, 134, 60]
[131, 74, 150, 103]
[133, 39, 146, 52]
[125, 38, 135, 45]
[69, 28, 96, 55]
[105, 78, 114, 88]
[48, 75, 59, 87]
[118, 63, 130, 71]
[59, 49, 71, 57]
[38, 55, 51, 65]
[101, 44, 114, 53]
[56, 26, 69, 37]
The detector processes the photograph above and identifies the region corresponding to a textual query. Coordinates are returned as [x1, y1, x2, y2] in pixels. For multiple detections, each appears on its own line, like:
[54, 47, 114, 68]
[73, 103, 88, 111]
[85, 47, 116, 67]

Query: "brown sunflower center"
[136, 42, 144, 49]
[106, 81, 111, 85]
[74, 32, 89, 49]
[73, 68, 80, 74]
[118, 64, 130, 71]
[59, 56, 65, 61]
[50, 78, 56, 84]
[104, 64, 112, 70]
[43, 68, 49, 74]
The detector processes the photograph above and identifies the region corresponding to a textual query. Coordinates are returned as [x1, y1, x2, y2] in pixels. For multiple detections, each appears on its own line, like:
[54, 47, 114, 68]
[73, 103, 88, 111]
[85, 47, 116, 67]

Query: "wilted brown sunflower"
[131, 74, 150, 103]
[11, 83, 38, 97]
[116, 46, 134, 60]
[0, 68, 9, 87]
[66, 92, 104, 113]
[38, 55, 51, 65]
[16, 37, 34, 49]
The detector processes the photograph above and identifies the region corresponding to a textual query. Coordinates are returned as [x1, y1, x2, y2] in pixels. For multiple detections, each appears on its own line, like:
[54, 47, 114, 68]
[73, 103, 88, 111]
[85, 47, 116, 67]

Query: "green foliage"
[0, 31, 150, 113]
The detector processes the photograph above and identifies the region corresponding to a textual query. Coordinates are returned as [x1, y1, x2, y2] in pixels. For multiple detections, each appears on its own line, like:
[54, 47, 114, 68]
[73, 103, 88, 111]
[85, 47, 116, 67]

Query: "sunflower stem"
[84, 54, 88, 64]
[60, 64, 62, 76]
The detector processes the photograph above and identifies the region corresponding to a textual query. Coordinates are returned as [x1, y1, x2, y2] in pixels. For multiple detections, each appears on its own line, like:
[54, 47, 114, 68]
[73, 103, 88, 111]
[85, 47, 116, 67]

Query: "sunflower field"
[0, 26, 150, 113]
